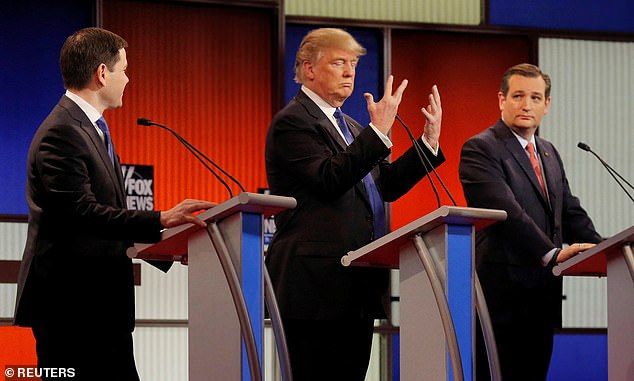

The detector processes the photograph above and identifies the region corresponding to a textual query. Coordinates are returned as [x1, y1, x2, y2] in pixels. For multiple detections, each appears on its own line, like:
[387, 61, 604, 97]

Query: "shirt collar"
[507, 126, 537, 152]
[301, 85, 338, 117]
[64, 89, 102, 125]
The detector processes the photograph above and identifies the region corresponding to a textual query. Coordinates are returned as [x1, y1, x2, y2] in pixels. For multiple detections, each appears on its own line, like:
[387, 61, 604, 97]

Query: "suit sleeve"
[34, 122, 162, 243]
[459, 136, 556, 261]
[268, 113, 391, 200]
[378, 137, 445, 202]
[550, 149, 602, 244]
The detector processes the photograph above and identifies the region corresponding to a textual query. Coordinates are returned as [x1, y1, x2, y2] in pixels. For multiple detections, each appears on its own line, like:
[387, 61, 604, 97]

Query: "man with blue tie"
[265, 28, 444, 381]
[459, 63, 602, 381]
[14, 27, 214, 380]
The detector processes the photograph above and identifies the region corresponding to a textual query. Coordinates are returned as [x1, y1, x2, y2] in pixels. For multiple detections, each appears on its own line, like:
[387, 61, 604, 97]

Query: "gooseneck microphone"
[395, 114, 457, 207]
[137, 118, 246, 198]
[577, 141, 633, 203]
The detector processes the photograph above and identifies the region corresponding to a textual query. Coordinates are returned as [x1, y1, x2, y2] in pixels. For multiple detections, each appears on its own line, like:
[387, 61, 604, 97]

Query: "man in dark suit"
[14, 27, 214, 380]
[459, 63, 602, 381]
[265, 28, 444, 381]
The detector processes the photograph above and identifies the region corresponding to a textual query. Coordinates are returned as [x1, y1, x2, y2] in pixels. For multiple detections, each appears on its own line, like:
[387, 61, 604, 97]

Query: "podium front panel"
[189, 212, 265, 381]
[607, 249, 634, 381]
[400, 223, 475, 381]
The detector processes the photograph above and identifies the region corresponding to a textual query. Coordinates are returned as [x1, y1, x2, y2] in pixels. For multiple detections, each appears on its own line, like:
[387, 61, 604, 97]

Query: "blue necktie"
[96, 117, 115, 166]
[334, 108, 386, 238]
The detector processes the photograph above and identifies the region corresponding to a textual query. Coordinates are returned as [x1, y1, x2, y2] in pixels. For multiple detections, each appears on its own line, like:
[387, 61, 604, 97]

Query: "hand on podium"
[160, 199, 216, 228]
[557, 242, 597, 263]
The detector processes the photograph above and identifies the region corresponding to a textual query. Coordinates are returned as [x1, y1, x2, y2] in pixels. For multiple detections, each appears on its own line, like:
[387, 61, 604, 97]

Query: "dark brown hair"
[500, 63, 551, 98]
[60, 27, 127, 90]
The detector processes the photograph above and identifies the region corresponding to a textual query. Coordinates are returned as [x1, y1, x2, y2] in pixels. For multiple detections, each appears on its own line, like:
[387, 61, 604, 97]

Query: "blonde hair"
[294, 28, 366, 84]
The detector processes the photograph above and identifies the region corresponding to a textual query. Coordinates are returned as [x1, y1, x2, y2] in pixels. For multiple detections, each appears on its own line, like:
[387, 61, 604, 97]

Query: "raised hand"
[364, 75, 408, 135]
[421, 85, 442, 150]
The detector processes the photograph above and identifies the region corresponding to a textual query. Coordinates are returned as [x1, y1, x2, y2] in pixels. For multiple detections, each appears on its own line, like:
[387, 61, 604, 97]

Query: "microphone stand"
[395, 114, 457, 207]
[577, 142, 634, 203]
[138, 118, 246, 198]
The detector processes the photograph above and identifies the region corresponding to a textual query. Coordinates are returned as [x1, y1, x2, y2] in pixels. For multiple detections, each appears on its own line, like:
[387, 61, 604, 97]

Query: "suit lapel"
[60, 96, 127, 207]
[496, 121, 551, 208]
[296, 90, 348, 150]
[536, 138, 557, 209]
[295, 90, 374, 209]
[113, 155, 127, 207]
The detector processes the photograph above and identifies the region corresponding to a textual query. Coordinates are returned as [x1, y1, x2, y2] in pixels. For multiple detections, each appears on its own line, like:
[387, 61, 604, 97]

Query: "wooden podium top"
[341, 206, 507, 269]
[130, 192, 296, 260]
[553, 226, 634, 277]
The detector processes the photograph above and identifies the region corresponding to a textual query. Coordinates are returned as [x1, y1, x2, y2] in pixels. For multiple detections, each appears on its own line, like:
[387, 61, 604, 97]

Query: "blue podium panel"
[446, 224, 474, 381]
[341, 206, 507, 381]
[241, 213, 264, 381]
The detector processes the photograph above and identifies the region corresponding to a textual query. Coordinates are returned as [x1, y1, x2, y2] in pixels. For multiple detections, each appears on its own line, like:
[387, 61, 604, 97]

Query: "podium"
[553, 226, 634, 381]
[132, 192, 296, 381]
[342, 206, 506, 381]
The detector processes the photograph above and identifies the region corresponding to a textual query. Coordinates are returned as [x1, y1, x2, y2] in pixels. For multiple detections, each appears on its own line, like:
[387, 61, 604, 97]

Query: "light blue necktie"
[96, 116, 115, 166]
[334, 108, 386, 238]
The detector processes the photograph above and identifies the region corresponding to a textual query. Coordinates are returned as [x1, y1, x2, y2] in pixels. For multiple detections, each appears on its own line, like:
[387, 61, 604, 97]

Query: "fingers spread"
[383, 74, 394, 98]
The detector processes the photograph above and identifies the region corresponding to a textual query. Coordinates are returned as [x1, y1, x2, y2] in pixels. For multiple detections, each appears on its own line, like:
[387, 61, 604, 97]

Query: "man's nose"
[342, 62, 355, 76]
[521, 97, 532, 110]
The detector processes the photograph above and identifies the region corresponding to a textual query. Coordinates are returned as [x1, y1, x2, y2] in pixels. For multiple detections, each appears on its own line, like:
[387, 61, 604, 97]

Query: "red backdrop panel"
[390, 31, 530, 229]
[0, 327, 37, 369]
[103, 1, 273, 209]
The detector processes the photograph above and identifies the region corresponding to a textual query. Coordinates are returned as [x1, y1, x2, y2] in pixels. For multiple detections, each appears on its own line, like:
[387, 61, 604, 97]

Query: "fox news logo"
[121, 165, 154, 211]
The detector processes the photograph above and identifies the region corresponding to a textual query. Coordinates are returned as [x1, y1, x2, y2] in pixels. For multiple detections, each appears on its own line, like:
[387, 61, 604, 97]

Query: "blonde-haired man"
[265, 28, 444, 380]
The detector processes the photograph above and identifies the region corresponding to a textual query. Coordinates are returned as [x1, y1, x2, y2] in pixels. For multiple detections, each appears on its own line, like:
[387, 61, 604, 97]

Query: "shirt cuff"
[421, 134, 439, 156]
[541, 247, 559, 267]
[369, 123, 393, 149]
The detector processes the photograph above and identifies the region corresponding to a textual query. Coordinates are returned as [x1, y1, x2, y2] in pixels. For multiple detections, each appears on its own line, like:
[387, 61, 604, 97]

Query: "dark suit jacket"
[14, 95, 166, 332]
[459, 119, 601, 327]
[265, 89, 445, 321]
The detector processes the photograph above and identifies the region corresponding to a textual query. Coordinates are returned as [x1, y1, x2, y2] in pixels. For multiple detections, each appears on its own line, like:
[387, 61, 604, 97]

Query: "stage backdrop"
[390, 30, 531, 229]
[0, 0, 94, 215]
[102, 0, 275, 209]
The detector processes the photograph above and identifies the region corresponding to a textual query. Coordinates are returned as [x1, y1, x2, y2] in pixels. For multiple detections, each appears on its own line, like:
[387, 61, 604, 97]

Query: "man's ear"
[544, 96, 551, 115]
[497, 91, 505, 112]
[302, 60, 314, 81]
[96, 63, 108, 87]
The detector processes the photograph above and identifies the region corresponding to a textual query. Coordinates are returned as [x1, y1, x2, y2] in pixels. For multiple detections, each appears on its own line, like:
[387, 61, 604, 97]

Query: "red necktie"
[526, 142, 546, 195]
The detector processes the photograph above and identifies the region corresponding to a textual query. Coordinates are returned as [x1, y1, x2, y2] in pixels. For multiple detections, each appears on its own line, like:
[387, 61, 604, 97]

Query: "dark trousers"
[476, 321, 554, 381]
[476, 262, 558, 381]
[32, 326, 140, 381]
[283, 318, 375, 381]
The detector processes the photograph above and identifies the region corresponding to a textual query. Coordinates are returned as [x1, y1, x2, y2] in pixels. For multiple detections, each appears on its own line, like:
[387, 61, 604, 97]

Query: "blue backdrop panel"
[547, 331, 607, 381]
[0, 0, 94, 215]
[284, 24, 383, 127]
[489, 0, 634, 33]
[393, 331, 607, 381]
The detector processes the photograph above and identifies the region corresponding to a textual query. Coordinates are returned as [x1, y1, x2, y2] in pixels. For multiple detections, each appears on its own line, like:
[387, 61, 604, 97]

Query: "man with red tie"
[459, 63, 602, 381]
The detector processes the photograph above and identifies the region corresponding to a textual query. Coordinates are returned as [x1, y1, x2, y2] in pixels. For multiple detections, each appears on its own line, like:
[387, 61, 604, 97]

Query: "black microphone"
[395, 114, 457, 207]
[137, 118, 246, 197]
[577, 141, 634, 203]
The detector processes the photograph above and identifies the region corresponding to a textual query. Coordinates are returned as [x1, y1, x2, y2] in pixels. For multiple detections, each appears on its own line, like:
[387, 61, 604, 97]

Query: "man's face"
[103, 48, 129, 110]
[304, 48, 358, 107]
[499, 74, 551, 134]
